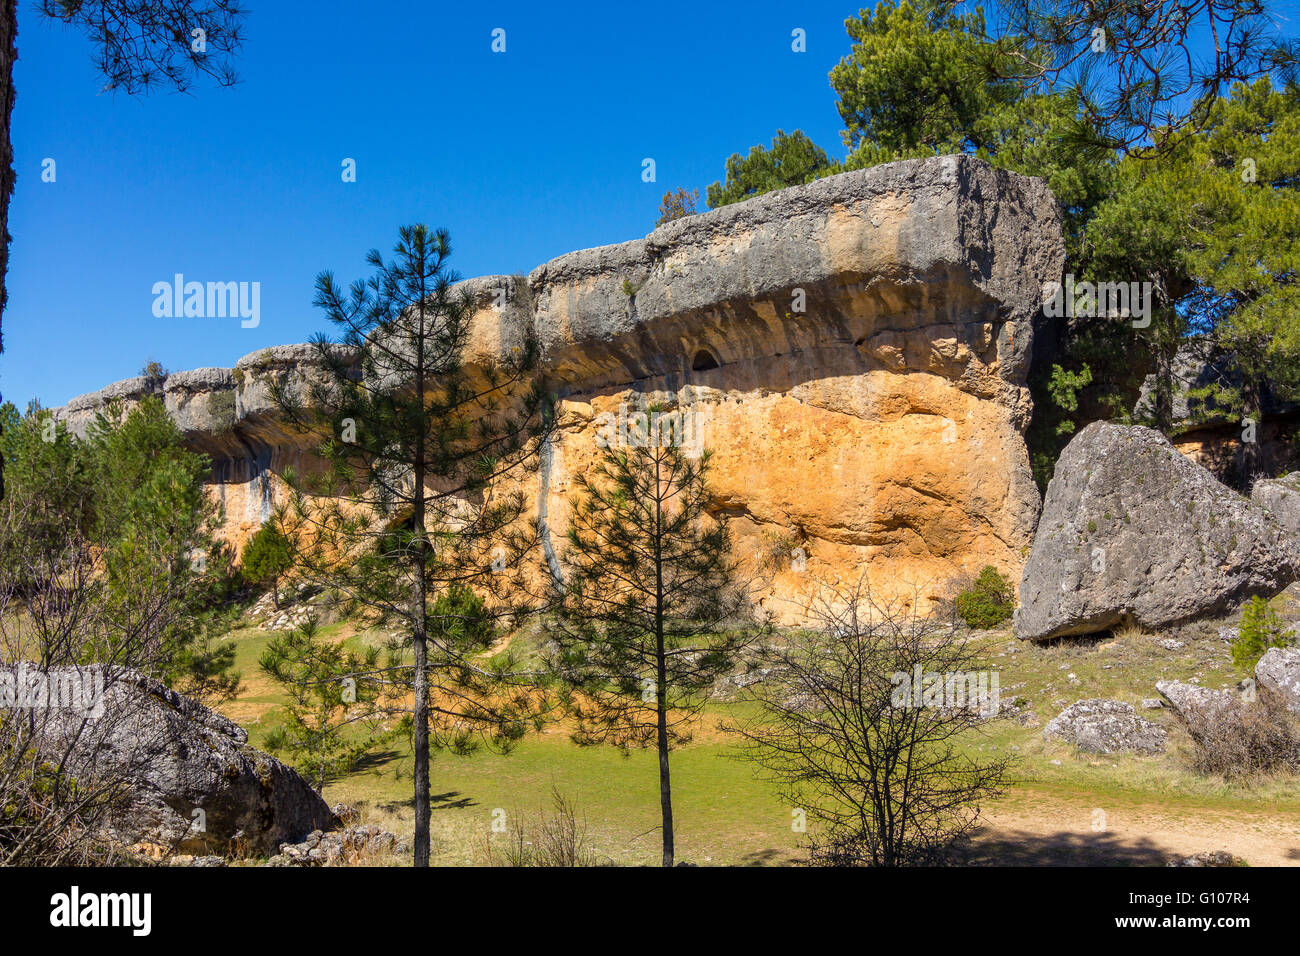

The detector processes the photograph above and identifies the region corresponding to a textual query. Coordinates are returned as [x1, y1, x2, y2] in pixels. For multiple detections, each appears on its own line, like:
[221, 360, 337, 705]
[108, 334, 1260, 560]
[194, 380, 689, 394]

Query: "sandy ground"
[971, 792, 1299, 866]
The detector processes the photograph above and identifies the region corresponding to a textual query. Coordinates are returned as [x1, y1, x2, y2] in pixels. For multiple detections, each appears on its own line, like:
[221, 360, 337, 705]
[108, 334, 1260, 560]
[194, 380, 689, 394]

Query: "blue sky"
[5, 1, 1297, 408]
[4, 0, 857, 407]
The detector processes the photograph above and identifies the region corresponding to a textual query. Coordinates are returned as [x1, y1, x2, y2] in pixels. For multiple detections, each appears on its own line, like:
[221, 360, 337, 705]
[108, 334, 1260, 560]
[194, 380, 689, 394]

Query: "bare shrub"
[0, 519, 204, 864]
[478, 786, 603, 867]
[1181, 695, 1300, 779]
[731, 577, 1010, 867]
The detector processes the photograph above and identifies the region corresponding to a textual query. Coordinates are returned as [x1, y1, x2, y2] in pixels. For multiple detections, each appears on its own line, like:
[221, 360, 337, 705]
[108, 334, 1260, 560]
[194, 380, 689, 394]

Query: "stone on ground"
[1252, 472, 1300, 537]
[1042, 698, 1167, 754]
[1255, 646, 1300, 713]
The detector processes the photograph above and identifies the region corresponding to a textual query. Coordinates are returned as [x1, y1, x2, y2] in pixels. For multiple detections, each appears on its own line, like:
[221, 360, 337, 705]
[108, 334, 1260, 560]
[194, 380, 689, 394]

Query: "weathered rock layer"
[57, 156, 1064, 621]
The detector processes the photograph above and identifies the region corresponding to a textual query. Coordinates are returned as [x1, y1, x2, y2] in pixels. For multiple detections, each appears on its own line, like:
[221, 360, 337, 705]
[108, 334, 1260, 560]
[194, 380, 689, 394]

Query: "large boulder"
[29, 665, 335, 854]
[1252, 473, 1300, 537]
[1042, 698, 1166, 754]
[1256, 646, 1300, 713]
[1133, 339, 1298, 429]
[1015, 423, 1300, 641]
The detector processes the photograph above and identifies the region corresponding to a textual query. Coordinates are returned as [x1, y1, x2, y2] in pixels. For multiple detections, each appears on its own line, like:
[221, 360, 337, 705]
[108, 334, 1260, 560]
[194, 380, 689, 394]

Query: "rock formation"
[1133, 339, 1300, 482]
[1252, 472, 1300, 537]
[30, 665, 336, 854]
[1015, 422, 1300, 641]
[57, 155, 1064, 622]
[1156, 679, 1244, 725]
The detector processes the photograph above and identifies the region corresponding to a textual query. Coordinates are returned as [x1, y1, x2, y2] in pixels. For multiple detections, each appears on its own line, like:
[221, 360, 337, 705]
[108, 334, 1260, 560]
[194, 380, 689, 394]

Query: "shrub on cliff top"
[955, 566, 1014, 630]
[655, 187, 699, 227]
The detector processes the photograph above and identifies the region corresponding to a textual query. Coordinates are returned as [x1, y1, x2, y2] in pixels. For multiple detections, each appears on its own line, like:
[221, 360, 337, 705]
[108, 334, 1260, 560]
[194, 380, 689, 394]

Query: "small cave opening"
[691, 349, 720, 372]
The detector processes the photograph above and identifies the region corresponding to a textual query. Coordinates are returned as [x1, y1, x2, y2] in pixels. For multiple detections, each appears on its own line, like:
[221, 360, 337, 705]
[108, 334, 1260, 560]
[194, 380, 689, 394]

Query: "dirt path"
[972, 791, 1300, 866]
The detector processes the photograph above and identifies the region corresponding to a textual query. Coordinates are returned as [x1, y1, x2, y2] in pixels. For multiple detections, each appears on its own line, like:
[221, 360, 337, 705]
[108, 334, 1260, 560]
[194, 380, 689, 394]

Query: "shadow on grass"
[965, 827, 1173, 866]
[378, 790, 478, 814]
[432, 791, 476, 810]
[736, 847, 800, 867]
[352, 749, 403, 773]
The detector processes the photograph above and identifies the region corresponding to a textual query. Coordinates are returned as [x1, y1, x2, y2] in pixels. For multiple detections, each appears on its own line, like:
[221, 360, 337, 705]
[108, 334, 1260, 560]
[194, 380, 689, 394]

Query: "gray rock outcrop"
[1256, 646, 1300, 713]
[30, 665, 335, 854]
[1042, 698, 1167, 754]
[1015, 422, 1300, 641]
[268, 825, 408, 867]
[1252, 472, 1300, 537]
[1133, 338, 1298, 431]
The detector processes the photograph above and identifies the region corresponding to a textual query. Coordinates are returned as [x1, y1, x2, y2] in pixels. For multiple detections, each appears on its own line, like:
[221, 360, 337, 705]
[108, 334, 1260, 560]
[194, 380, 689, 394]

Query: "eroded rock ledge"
[57, 155, 1064, 620]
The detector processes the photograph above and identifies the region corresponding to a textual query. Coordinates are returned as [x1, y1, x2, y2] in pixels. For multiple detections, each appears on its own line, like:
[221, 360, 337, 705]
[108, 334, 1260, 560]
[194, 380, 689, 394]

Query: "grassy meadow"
[210, 583, 1300, 866]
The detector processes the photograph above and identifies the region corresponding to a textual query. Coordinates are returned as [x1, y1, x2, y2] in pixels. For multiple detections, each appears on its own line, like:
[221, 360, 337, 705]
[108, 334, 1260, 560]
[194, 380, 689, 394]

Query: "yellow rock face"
[528, 358, 1038, 624]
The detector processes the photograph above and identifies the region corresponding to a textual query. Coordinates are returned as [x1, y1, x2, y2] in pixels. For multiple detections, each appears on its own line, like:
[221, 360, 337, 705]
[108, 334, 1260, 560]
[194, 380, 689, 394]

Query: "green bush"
[430, 584, 495, 649]
[1232, 595, 1293, 670]
[242, 522, 294, 609]
[955, 566, 1015, 630]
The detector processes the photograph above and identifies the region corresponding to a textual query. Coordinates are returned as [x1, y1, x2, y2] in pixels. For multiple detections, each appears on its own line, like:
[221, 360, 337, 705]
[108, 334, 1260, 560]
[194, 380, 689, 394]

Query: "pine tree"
[1086, 79, 1300, 482]
[707, 129, 831, 208]
[1181, 79, 1300, 482]
[655, 187, 699, 226]
[270, 224, 552, 867]
[242, 521, 294, 610]
[260, 620, 396, 794]
[549, 412, 761, 866]
[0, 396, 238, 700]
[83, 396, 240, 701]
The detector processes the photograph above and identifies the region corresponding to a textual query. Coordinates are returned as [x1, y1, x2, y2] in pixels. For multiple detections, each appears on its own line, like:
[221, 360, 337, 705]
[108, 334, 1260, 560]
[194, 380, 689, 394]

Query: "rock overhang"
[59, 155, 1062, 432]
[53, 154, 1066, 616]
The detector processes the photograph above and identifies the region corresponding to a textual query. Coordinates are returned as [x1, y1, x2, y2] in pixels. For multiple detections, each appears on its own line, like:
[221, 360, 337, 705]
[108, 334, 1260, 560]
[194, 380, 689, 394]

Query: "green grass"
[327, 725, 799, 866]
[214, 590, 1300, 866]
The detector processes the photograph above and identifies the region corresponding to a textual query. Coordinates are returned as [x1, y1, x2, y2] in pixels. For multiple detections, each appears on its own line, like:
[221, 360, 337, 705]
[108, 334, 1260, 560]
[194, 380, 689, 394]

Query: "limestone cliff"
[57, 155, 1065, 622]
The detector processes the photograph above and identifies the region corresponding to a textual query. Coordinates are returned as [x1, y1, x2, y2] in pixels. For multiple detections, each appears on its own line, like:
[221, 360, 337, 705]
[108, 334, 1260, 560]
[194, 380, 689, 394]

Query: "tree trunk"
[0, 0, 17, 499]
[1154, 342, 1174, 433]
[656, 637, 673, 868]
[0, 0, 13, 348]
[1240, 378, 1268, 487]
[654, 452, 673, 867]
[411, 561, 430, 866]
[411, 279, 431, 868]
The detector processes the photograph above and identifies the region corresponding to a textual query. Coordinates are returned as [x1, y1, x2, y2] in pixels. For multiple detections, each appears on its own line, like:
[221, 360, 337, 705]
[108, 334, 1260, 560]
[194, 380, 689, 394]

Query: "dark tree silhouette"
[958, 0, 1298, 154]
